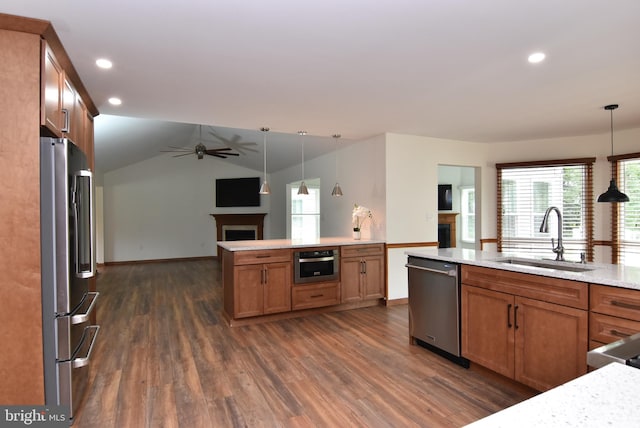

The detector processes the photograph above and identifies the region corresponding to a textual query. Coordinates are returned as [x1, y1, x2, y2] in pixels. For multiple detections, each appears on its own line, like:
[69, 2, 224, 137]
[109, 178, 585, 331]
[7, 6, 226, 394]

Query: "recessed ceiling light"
[528, 52, 546, 64]
[96, 58, 113, 69]
[108, 97, 122, 106]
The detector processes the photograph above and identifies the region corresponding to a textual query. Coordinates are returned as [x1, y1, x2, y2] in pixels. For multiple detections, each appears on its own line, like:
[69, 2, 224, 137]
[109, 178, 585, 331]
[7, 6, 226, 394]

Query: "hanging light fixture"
[259, 127, 271, 195]
[297, 130, 309, 195]
[331, 134, 343, 197]
[597, 104, 629, 203]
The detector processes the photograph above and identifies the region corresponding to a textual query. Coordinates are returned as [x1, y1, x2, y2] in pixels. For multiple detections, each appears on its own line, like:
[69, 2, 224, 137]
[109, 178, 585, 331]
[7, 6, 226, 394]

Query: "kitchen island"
[406, 247, 640, 392]
[219, 237, 386, 326]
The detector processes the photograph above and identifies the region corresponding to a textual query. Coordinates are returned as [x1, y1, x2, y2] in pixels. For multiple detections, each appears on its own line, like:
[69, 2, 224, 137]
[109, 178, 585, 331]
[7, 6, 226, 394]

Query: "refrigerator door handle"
[72, 325, 100, 369]
[73, 169, 95, 279]
[70, 292, 99, 324]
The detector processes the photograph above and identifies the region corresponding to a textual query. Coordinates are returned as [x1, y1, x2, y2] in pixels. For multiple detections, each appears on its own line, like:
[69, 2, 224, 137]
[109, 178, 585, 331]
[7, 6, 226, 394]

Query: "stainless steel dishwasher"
[406, 256, 469, 367]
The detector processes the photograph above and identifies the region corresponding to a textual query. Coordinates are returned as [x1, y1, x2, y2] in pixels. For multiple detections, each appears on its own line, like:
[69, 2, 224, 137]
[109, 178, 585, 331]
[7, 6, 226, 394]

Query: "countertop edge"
[218, 237, 386, 251]
[405, 248, 640, 291]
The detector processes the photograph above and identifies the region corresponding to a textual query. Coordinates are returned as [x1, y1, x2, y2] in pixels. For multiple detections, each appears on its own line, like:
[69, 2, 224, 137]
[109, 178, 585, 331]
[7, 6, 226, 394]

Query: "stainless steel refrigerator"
[40, 137, 99, 422]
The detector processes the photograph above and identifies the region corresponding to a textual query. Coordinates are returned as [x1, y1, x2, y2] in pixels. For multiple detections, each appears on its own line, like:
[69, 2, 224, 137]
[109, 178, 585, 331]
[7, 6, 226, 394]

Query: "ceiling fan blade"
[172, 152, 193, 158]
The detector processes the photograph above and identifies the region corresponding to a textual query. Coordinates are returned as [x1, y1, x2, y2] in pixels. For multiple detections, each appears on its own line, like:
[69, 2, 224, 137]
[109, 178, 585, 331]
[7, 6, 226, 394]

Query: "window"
[289, 179, 320, 241]
[461, 187, 475, 243]
[614, 155, 640, 266]
[497, 158, 595, 261]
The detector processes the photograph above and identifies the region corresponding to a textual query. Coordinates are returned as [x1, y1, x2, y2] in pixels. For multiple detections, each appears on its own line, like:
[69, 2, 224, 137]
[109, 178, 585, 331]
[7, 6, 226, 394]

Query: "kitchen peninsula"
[407, 247, 640, 392]
[219, 237, 386, 326]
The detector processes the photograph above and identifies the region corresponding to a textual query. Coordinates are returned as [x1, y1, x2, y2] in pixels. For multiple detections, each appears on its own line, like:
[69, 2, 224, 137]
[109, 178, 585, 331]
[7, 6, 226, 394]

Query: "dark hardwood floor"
[74, 259, 536, 427]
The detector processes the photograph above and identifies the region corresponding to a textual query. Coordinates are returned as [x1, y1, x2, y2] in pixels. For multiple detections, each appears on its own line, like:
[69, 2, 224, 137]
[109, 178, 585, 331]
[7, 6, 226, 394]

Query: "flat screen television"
[438, 184, 452, 211]
[215, 177, 260, 207]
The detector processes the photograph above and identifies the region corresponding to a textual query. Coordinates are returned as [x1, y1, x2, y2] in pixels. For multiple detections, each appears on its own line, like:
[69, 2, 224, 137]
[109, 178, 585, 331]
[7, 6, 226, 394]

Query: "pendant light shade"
[259, 127, 271, 195]
[331, 133, 343, 197]
[297, 131, 309, 195]
[597, 104, 629, 203]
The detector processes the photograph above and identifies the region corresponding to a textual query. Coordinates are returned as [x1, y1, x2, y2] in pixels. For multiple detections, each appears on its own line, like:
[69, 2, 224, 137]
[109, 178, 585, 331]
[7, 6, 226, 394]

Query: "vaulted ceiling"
[4, 1, 640, 173]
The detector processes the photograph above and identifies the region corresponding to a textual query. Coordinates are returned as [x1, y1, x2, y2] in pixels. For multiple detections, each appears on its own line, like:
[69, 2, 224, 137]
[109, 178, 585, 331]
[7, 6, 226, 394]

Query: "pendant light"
[258, 127, 271, 195]
[297, 131, 309, 195]
[331, 134, 343, 197]
[597, 104, 629, 203]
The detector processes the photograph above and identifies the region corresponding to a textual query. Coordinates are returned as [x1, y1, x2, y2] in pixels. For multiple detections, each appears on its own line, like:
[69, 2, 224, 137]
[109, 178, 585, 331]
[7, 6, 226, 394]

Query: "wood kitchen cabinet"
[461, 265, 588, 391]
[340, 244, 385, 303]
[589, 284, 640, 349]
[223, 249, 292, 319]
[0, 15, 98, 405]
[292, 281, 340, 310]
[42, 41, 92, 149]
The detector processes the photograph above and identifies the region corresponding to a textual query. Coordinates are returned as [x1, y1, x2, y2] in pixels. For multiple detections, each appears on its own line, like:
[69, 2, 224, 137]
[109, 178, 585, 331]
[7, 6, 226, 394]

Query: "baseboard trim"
[104, 255, 216, 266]
[385, 297, 408, 306]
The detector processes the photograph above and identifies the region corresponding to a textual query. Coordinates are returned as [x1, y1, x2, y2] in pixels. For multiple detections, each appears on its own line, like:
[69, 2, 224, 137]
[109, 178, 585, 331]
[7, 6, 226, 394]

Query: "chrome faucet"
[539, 206, 565, 261]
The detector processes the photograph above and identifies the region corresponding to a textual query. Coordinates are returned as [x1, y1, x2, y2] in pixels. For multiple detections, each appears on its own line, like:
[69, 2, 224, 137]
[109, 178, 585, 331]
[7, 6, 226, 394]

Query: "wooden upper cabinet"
[41, 42, 63, 137]
[40, 40, 95, 165]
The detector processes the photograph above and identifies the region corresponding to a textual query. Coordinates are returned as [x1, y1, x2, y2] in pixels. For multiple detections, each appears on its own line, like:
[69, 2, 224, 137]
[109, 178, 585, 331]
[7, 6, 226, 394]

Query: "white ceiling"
[4, 1, 640, 173]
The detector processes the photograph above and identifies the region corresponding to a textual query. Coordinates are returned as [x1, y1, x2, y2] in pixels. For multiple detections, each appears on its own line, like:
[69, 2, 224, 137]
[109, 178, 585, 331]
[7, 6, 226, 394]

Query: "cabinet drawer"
[590, 311, 640, 344]
[233, 249, 291, 265]
[590, 284, 640, 321]
[461, 265, 588, 309]
[292, 282, 340, 310]
[341, 244, 384, 258]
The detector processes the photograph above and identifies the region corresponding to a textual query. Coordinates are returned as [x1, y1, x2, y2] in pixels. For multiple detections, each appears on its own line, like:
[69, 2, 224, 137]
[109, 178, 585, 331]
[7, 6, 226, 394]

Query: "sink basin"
[493, 257, 596, 273]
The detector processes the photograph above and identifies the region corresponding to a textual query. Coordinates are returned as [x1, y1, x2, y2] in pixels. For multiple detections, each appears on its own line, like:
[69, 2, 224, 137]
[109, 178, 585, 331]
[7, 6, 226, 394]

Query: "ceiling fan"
[206, 130, 259, 155]
[162, 125, 241, 159]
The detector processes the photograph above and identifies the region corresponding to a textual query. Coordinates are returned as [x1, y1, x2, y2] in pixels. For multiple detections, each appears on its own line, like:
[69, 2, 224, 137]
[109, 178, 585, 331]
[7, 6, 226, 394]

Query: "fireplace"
[210, 213, 266, 241]
[223, 225, 258, 241]
[438, 224, 451, 248]
[437, 213, 458, 248]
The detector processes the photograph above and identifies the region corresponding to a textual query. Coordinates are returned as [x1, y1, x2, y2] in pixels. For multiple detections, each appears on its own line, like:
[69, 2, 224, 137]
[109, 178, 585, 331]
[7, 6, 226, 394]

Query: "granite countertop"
[218, 237, 385, 251]
[465, 362, 640, 427]
[405, 248, 640, 291]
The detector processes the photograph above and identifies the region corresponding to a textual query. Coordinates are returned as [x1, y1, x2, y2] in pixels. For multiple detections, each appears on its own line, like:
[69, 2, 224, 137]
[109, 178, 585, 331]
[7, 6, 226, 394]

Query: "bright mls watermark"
[1, 406, 68, 427]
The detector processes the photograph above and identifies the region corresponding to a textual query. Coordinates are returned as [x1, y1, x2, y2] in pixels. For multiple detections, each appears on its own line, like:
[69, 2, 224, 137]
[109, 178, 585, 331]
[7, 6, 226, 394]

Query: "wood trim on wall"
[104, 256, 215, 266]
[386, 242, 439, 249]
[480, 238, 498, 250]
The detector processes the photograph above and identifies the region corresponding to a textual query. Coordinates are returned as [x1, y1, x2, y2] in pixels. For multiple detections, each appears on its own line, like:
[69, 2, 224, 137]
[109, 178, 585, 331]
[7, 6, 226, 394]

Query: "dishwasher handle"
[405, 263, 458, 277]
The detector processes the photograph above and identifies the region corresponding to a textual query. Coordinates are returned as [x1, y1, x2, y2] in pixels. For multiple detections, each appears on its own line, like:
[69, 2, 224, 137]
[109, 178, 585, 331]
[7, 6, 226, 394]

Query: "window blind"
[497, 159, 594, 261]
[617, 157, 640, 266]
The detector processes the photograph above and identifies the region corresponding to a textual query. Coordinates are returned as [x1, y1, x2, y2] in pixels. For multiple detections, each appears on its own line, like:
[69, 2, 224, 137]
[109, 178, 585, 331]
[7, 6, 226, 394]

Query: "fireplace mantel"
[210, 213, 266, 241]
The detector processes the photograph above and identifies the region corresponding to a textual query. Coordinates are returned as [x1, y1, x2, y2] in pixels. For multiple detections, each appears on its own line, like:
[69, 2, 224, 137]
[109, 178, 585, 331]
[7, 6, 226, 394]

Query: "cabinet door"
[234, 265, 263, 318]
[362, 255, 384, 300]
[263, 262, 291, 314]
[514, 296, 588, 391]
[41, 43, 63, 136]
[61, 76, 75, 139]
[341, 258, 362, 303]
[461, 284, 515, 378]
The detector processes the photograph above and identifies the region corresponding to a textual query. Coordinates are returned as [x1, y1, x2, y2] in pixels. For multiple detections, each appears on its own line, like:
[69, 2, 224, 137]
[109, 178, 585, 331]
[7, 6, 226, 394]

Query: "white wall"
[268, 134, 387, 240]
[102, 153, 268, 262]
[384, 133, 490, 300]
[383, 127, 640, 301]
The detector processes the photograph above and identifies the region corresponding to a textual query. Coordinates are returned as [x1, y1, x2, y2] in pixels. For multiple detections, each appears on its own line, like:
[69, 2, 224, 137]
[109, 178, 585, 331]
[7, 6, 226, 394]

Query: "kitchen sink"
[493, 257, 596, 272]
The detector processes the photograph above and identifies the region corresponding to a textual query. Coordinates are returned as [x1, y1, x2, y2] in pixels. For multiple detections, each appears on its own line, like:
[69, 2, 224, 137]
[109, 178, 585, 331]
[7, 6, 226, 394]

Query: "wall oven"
[294, 248, 339, 284]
